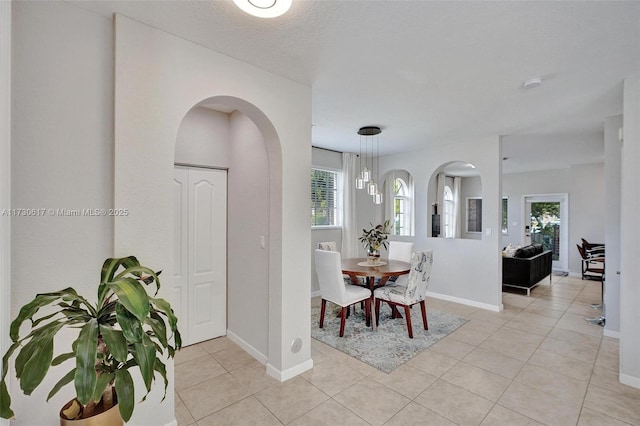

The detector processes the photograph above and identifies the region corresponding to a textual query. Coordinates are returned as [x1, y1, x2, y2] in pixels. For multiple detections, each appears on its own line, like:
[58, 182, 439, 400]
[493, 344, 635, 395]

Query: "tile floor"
[174, 275, 640, 425]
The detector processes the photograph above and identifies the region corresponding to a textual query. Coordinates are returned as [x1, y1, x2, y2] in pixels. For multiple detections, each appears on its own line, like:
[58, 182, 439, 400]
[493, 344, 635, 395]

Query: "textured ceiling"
[69, 0, 640, 172]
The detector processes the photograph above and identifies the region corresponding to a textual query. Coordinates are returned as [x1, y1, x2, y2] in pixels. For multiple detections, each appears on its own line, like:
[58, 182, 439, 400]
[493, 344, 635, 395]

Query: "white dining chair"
[317, 241, 338, 251]
[388, 241, 414, 263]
[315, 249, 372, 337]
[374, 250, 433, 338]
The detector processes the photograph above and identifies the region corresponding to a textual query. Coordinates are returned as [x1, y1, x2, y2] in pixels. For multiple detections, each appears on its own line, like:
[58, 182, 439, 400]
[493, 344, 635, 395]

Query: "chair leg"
[404, 305, 413, 338]
[420, 300, 428, 330]
[375, 298, 381, 325]
[365, 298, 371, 327]
[319, 299, 326, 328]
[339, 307, 347, 337]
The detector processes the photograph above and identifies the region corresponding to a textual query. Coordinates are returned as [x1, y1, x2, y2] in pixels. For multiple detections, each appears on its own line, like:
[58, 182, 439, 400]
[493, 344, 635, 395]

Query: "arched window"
[443, 185, 454, 238]
[394, 178, 411, 236]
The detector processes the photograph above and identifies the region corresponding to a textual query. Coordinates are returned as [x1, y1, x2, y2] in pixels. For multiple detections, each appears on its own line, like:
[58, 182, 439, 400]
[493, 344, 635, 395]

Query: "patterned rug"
[311, 303, 468, 373]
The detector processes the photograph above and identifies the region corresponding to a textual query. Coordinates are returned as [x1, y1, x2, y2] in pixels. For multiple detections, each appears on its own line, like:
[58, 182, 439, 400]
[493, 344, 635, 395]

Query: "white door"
[174, 166, 227, 346]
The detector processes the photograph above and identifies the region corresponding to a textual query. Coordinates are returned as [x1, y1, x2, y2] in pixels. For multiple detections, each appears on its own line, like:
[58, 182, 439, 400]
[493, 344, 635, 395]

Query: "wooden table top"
[341, 258, 411, 278]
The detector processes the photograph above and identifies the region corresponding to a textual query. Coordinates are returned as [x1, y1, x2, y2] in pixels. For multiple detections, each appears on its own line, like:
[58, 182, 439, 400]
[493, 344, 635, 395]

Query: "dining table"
[341, 258, 411, 330]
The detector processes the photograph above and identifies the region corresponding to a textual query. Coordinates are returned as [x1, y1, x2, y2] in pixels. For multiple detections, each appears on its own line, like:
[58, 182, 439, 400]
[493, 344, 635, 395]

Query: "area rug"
[311, 303, 468, 373]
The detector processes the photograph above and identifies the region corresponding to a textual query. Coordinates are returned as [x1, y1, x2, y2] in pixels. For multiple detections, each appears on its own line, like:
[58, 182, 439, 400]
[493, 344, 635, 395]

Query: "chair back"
[314, 249, 346, 304]
[388, 241, 414, 263]
[317, 241, 338, 251]
[403, 250, 433, 304]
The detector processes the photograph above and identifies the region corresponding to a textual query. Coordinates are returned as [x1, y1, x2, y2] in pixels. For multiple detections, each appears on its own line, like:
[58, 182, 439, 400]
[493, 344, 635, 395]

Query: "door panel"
[174, 166, 227, 346]
[173, 167, 189, 344]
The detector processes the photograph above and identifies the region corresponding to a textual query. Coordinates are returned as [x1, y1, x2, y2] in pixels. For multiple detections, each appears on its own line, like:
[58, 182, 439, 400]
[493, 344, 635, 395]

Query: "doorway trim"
[522, 193, 569, 272]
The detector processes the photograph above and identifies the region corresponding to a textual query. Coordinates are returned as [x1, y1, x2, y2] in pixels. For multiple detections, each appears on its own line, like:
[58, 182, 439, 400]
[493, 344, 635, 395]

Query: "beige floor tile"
[530, 297, 572, 311]
[504, 317, 553, 336]
[462, 347, 525, 380]
[174, 354, 226, 391]
[513, 311, 560, 327]
[480, 404, 543, 425]
[175, 393, 196, 426]
[583, 384, 640, 424]
[498, 381, 582, 426]
[414, 379, 494, 426]
[255, 376, 329, 424]
[229, 360, 280, 394]
[555, 312, 604, 338]
[595, 345, 620, 370]
[522, 305, 565, 319]
[333, 378, 410, 426]
[430, 337, 476, 360]
[479, 334, 538, 362]
[302, 359, 364, 396]
[384, 402, 457, 426]
[196, 396, 282, 426]
[539, 336, 598, 364]
[406, 349, 459, 377]
[491, 327, 545, 346]
[447, 326, 492, 346]
[514, 364, 588, 404]
[200, 336, 237, 355]
[589, 365, 640, 399]
[179, 373, 251, 421]
[567, 302, 602, 316]
[211, 345, 257, 372]
[370, 364, 437, 399]
[577, 407, 634, 426]
[288, 399, 369, 426]
[468, 309, 512, 326]
[437, 302, 479, 318]
[546, 327, 601, 350]
[461, 318, 504, 334]
[527, 348, 593, 382]
[324, 350, 378, 377]
[175, 344, 209, 366]
[441, 362, 511, 402]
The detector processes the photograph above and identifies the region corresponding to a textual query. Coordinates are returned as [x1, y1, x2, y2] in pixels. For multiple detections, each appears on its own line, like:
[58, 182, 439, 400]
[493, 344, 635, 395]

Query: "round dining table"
[341, 258, 411, 330]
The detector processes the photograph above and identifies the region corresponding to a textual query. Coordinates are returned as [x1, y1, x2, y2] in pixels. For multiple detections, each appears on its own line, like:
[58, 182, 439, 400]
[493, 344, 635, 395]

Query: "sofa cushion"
[514, 244, 538, 258]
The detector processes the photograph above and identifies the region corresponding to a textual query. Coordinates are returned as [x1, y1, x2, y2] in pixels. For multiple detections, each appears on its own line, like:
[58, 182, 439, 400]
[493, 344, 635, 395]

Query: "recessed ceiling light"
[233, 0, 292, 18]
[522, 77, 542, 89]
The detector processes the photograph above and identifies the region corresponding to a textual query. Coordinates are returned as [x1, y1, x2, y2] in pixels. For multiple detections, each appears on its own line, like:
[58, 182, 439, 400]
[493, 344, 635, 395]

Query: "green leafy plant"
[0, 256, 182, 422]
[359, 220, 392, 254]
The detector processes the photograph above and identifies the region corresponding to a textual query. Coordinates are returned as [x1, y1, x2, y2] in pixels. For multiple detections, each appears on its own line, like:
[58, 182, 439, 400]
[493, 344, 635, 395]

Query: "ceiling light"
[356, 126, 383, 205]
[522, 77, 542, 89]
[233, 0, 292, 18]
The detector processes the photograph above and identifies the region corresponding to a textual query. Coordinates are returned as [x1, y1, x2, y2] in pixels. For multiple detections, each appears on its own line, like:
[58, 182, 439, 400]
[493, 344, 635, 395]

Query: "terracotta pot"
[59, 398, 123, 426]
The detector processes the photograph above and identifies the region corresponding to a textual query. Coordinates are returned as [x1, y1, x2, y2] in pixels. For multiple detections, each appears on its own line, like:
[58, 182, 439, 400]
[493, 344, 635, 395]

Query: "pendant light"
[356, 126, 382, 204]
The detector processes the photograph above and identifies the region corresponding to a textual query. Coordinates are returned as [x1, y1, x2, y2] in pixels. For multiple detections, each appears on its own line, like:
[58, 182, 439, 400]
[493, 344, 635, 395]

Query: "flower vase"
[367, 249, 381, 265]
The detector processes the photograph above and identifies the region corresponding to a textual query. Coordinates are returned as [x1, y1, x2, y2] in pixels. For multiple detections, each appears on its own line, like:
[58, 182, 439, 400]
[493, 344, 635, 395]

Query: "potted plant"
[0, 256, 182, 424]
[359, 220, 391, 264]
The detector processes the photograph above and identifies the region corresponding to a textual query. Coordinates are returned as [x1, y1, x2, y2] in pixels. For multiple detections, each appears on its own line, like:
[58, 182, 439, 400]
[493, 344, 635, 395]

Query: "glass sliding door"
[524, 194, 568, 272]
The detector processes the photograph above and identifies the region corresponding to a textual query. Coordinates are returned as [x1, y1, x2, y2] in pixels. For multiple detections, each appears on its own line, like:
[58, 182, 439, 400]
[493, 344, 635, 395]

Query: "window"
[502, 197, 508, 235]
[311, 168, 343, 227]
[443, 185, 454, 238]
[393, 178, 411, 236]
[466, 197, 482, 233]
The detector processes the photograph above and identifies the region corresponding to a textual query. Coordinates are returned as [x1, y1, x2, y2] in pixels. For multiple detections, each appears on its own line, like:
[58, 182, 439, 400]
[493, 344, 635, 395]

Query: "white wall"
[228, 111, 270, 358]
[113, 14, 312, 403]
[11, 2, 115, 424]
[310, 147, 343, 294]
[0, 2, 10, 425]
[620, 75, 640, 389]
[372, 137, 503, 311]
[175, 107, 230, 166]
[501, 164, 605, 275]
[604, 115, 623, 336]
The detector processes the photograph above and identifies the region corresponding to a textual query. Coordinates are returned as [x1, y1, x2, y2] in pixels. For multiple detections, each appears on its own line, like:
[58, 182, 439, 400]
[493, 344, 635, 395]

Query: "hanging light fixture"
[356, 126, 383, 204]
[233, 0, 292, 18]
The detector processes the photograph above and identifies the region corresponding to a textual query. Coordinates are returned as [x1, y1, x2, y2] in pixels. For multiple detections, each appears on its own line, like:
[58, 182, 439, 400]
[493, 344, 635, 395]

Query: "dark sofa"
[502, 243, 552, 296]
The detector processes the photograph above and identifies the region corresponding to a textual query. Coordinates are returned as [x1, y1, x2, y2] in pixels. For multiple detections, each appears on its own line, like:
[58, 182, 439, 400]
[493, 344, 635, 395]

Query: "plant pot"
[59, 398, 123, 426]
[367, 249, 381, 265]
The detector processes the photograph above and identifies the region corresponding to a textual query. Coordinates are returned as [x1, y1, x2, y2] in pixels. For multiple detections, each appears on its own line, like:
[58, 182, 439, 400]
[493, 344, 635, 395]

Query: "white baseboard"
[426, 291, 503, 312]
[226, 329, 268, 365]
[603, 329, 620, 339]
[568, 271, 582, 278]
[266, 359, 313, 382]
[311, 290, 321, 298]
[620, 372, 640, 390]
